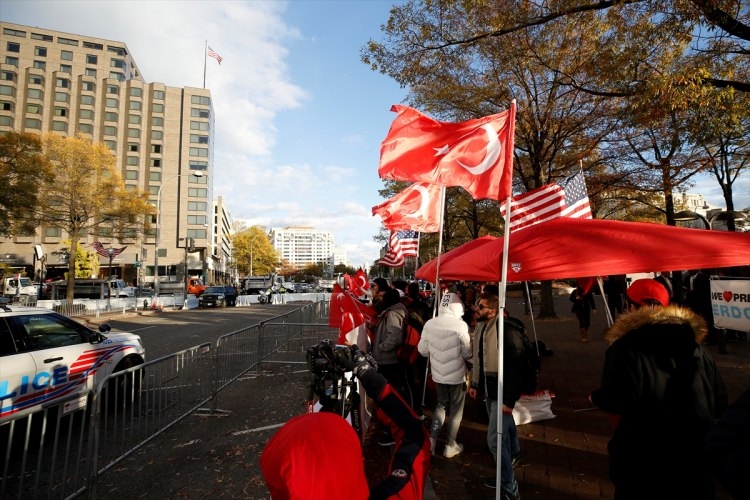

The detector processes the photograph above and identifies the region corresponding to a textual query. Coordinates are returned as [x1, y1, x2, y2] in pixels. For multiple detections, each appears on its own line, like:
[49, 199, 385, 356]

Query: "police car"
[0, 297, 145, 423]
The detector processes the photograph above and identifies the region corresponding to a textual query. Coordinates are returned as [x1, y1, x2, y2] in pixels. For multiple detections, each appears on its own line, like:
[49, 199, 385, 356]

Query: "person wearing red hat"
[589, 279, 728, 499]
[260, 345, 431, 500]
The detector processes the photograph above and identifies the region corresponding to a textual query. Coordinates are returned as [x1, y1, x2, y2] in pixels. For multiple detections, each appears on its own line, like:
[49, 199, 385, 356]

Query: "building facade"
[269, 226, 334, 271]
[0, 22, 214, 287]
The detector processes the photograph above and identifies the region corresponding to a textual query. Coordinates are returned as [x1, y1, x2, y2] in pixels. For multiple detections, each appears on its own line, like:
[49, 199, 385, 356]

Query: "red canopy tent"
[416, 235, 498, 283]
[416, 217, 750, 282]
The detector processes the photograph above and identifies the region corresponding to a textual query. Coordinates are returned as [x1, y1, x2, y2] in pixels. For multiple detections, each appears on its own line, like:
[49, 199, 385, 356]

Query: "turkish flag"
[337, 292, 376, 344]
[328, 283, 346, 328]
[379, 103, 516, 201]
[372, 182, 442, 233]
[346, 269, 370, 297]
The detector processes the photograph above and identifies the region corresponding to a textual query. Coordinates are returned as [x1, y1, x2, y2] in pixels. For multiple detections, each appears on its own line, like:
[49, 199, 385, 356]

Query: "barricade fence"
[1, 300, 331, 500]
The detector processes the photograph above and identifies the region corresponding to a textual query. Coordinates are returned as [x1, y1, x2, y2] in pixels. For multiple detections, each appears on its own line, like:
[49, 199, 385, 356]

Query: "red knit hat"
[260, 412, 369, 500]
[626, 278, 670, 307]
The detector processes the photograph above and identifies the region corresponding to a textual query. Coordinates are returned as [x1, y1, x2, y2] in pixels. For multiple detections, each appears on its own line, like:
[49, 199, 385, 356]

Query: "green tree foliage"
[0, 132, 53, 236]
[36, 134, 154, 300]
[230, 225, 279, 276]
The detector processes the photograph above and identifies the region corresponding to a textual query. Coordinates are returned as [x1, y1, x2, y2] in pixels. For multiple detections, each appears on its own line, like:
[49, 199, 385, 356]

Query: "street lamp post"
[107, 246, 114, 310]
[154, 171, 204, 296]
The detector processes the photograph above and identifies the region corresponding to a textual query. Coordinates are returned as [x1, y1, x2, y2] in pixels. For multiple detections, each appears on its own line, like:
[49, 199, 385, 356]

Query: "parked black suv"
[198, 285, 238, 308]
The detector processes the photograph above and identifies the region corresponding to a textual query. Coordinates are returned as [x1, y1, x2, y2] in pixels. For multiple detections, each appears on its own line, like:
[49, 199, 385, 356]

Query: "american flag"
[207, 45, 223, 65]
[379, 230, 419, 267]
[91, 242, 128, 259]
[502, 171, 592, 232]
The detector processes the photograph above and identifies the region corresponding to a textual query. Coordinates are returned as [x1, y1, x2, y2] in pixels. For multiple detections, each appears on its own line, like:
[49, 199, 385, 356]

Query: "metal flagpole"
[203, 40, 207, 89]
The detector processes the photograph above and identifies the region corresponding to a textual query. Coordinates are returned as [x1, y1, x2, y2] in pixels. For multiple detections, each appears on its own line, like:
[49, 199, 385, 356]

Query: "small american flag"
[379, 230, 419, 267]
[502, 171, 592, 232]
[91, 242, 127, 259]
[207, 45, 223, 65]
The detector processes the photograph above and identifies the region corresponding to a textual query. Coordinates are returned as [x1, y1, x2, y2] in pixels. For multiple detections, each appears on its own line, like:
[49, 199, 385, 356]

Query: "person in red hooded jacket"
[260, 345, 431, 500]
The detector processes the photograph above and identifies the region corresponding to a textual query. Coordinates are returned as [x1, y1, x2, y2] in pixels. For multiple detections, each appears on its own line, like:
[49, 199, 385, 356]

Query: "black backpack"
[505, 316, 541, 395]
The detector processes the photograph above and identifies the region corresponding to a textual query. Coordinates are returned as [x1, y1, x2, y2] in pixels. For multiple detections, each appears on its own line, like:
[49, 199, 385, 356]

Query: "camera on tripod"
[306, 339, 355, 411]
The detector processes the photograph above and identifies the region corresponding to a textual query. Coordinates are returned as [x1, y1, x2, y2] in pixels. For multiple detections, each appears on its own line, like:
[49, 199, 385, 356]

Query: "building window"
[1, 101, 14, 111]
[104, 111, 118, 122]
[31, 33, 53, 42]
[27, 88, 43, 99]
[153, 90, 165, 100]
[25, 118, 42, 129]
[34, 46, 47, 57]
[83, 41, 103, 50]
[3, 28, 26, 37]
[107, 45, 127, 56]
[150, 158, 161, 167]
[128, 143, 139, 152]
[128, 128, 140, 138]
[5, 57, 19, 66]
[59, 64, 72, 73]
[129, 101, 141, 111]
[107, 85, 119, 95]
[0, 115, 13, 126]
[82, 81, 95, 92]
[190, 121, 209, 131]
[151, 144, 162, 154]
[0, 85, 14, 96]
[33, 61, 46, 70]
[29, 75, 43, 85]
[54, 107, 67, 117]
[187, 229, 207, 239]
[128, 114, 141, 124]
[152, 130, 163, 140]
[189, 160, 208, 170]
[79, 109, 94, 120]
[6, 42, 20, 53]
[1, 71, 16, 81]
[60, 50, 73, 60]
[56, 78, 70, 88]
[57, 37, 79, 46]
[78, 123, 93, 134]
[125, 170, 138, 180]
[85, 54, 98, 65]
[109, 71, 123, 80]
[51, 121, 67, 132]
[45, 227, 62, 237]
[110, 58, 126, 69]
[191, 108, 210, 118]
[148, 186, 159, 196]
[104, 140, 116, 150]
[189, 147, 208, 157]
[190, 134, 209, 144]
[127, 156, 139, 166]
[188, 187, 208, 197]
[80, 95, 94, 105]
[130, 87, 142, 97]
[152, 116, 163, 127]
[103, 126, 117, 136]
[190, 95, 210, 106]
[188, 215, 208, 225]
[26, 103, 42, 114]
[55, 92, 69, 102]
[105, 97, 118, 108]
[188, 201, 208, 211]
[85, 68, 97, 77]
[190, 175, 207, 185]
[149, 172, 161, 181]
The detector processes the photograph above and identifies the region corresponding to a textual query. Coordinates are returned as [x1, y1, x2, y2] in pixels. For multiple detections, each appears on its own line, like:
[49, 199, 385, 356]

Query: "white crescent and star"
[433, 124, 501, 175]
[403, 184, 430, 219]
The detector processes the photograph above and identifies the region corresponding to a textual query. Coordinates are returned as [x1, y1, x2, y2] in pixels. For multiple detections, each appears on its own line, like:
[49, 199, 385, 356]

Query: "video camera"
[306, 340, 355, 411]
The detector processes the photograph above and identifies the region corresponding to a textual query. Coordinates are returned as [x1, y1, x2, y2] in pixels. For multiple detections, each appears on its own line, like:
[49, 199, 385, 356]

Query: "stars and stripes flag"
[91, 242, 128, 259]
[207, 45, 223, 65]
[379, 230, 419, 267]
[501, 171, 592, 233]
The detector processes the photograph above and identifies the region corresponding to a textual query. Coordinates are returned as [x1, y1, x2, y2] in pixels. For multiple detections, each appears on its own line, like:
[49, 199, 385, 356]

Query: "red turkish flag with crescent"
[372, 182, 442, 233]
[328, 283, 346, 328]
[345, 269, 370, 297]
[330, 282, 376, 344]
[378, 103, 516, 201]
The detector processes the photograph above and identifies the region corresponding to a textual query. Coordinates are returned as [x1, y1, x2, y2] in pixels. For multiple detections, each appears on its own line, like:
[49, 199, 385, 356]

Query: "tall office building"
[269, 226, 334, 271]
[0, 21, 214, 286]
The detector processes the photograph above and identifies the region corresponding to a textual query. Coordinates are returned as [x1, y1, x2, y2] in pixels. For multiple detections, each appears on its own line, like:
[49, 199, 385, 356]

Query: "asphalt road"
[97, 303, 307, 359]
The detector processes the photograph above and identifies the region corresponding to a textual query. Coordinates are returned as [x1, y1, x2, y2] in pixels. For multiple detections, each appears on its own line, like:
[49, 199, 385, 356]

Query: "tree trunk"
[537, 280, 558, 319]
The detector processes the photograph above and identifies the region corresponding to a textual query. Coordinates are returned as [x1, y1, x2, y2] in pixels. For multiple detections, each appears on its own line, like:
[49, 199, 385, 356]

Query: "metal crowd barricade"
[1, 299, 329, 499]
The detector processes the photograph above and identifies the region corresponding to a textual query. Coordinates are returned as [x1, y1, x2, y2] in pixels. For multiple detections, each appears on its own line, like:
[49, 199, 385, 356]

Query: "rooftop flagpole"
[203, 40, 207, 89]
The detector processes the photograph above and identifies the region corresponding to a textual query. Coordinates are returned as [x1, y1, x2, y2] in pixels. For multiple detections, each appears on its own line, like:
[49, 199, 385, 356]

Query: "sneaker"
[512, 452, 524, 468]
[443, 441, 464, 458]
[482, 477, 496, 489]
[429, 437, 436, 456]
[377, 433, 395, 447]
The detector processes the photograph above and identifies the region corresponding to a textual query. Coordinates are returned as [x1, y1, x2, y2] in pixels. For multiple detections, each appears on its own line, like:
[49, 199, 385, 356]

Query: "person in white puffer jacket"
[418, 292, 472, 458]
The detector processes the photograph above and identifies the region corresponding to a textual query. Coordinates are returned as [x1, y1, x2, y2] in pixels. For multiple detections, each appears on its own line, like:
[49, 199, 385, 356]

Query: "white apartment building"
[270, 226, 334, 271]
[0, 22, 218, 286]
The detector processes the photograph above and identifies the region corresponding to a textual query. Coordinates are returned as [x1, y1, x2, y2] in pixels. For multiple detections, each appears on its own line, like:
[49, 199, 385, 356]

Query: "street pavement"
[98, 294, 750, 499]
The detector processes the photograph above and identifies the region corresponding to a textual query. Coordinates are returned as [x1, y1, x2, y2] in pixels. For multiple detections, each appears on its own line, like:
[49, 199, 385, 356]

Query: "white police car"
[0, 298, 145, 423]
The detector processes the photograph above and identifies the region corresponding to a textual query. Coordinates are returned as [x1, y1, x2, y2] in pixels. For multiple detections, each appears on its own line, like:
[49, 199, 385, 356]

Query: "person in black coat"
[590, 279, 728, 500]
[570, 285, 597, 342]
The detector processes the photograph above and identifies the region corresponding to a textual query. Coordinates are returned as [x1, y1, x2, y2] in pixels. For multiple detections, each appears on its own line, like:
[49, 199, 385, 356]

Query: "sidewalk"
[422, 295, 750, 499]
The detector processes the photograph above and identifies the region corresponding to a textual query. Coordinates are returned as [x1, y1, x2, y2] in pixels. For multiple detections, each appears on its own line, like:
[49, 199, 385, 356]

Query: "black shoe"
[482, 477, 496, 489]
[501, 491, 521, 500]
[512, 453, 525, 468]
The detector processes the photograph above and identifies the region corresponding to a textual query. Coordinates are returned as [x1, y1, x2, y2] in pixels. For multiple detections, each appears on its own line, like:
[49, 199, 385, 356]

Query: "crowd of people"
[260, 273, 746, 500]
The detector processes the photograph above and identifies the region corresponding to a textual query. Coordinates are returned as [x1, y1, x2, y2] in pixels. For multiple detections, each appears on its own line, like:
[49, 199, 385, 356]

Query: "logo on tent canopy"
[511, 263, 522, 272]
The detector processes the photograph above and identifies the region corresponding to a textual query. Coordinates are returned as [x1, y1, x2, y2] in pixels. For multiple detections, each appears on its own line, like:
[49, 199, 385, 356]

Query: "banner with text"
[710, 278, 750, 333]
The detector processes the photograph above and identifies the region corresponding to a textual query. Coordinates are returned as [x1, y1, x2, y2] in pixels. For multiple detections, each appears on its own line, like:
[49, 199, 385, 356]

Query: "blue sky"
[4, 1, 748, 269]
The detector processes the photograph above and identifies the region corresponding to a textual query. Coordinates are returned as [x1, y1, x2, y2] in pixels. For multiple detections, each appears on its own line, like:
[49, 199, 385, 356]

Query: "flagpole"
[203, 40, 207, 89]
[432, 185, 447, 317]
